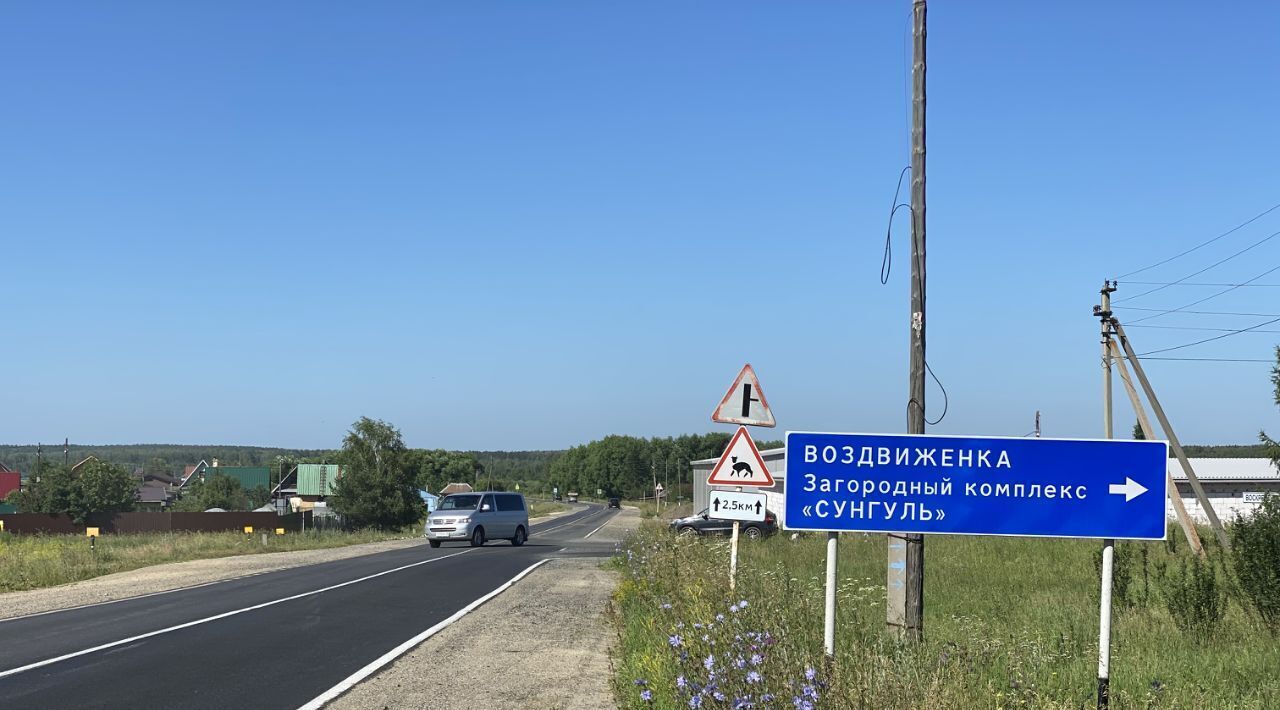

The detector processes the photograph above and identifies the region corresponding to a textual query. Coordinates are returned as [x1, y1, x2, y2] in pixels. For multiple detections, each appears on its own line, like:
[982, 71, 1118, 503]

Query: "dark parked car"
[669, 508, 778, 540]
[553, 493, 563, 502]
[608, 497, 621, 509]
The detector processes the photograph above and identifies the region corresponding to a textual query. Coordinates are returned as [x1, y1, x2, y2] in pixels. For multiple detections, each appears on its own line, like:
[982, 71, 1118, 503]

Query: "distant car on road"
[425, 492, 529, 548]
[669, 508, 778, 540]
[608, 497, 621, 509]
[567, 492, 579, 503]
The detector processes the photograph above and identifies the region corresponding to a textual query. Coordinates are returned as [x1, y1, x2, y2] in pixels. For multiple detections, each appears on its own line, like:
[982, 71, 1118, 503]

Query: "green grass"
[0, 527, 416, 593]
[611, 525, 1279, 709]
[634, 501, 692, 520]
[529, 501, 570, 518]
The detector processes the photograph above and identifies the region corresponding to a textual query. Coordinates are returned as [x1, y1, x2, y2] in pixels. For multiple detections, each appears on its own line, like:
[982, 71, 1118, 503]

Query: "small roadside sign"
[711, 364, 776, 427]
[709, 490, 767, 522]
[707, 427, 775, 487]
[85, 527, 100, 538]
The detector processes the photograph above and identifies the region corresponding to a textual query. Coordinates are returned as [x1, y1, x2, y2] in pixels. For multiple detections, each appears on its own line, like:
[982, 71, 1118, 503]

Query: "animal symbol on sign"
[730, 456, 754, 478]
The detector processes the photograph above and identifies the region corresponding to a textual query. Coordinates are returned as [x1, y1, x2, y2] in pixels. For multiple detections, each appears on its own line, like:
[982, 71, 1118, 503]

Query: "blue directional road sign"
[784, 432, 1169, 540]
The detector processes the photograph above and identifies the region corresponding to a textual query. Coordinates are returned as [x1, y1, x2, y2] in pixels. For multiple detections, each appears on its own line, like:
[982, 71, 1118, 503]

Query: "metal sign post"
[1098, 285, 1116, 709]
[709, 488, 767, 592]
[729, 519, 740, 591]
[709, 366, 777, 599]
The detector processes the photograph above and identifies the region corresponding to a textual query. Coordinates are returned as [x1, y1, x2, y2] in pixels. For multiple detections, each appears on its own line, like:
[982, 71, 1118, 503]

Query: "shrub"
[1231, 494, 1280, 631]
[1093, 542, 1138, 609]
[1159, 556, 1228, 634]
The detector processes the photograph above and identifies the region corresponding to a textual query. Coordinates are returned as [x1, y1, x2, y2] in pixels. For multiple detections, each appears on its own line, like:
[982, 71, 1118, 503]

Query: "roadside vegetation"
[611, 511, 1280, 709]
[0, 527, 416, 594]
[528, 501, 569, 518]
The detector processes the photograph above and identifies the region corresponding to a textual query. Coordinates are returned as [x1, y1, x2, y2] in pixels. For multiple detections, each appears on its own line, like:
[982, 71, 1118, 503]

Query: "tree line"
[547, 433, 782, 500]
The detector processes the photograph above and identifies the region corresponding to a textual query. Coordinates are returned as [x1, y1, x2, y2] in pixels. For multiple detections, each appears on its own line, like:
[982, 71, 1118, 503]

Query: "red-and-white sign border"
[707, 426, 775, 487]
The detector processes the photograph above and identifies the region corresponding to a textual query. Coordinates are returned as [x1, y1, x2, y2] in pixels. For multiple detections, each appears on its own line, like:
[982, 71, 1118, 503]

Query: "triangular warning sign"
[711, 363, 776, 427]
[707, 427, 775, 487]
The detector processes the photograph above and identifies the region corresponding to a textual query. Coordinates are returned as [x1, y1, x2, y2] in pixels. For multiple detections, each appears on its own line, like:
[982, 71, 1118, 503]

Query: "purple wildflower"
[804, 666, 817, 681]
[669, 634, 684, 648]
[747, 670, 763, 684]
[750, 653, 764, 666]
[688, 696, 703, 709]
[640, 689, 653, 702]
[676, 675, 687, 689]
[704, 654, 716, 671]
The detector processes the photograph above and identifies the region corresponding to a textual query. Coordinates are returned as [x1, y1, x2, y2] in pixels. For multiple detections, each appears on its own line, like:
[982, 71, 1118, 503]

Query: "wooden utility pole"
[1110, 319, 1231, 550]
[1108, 339, 1204, 557]
[889, 0, 927, 642]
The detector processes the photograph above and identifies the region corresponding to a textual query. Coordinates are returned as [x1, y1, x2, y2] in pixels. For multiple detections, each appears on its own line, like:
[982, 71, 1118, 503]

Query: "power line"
[1116, 200, 1280, 279]
[1136, 316, 1280, 356]
[1127, 324, 1280, 334]
[1138, 357, 1274, 363]
[1121, 281, 1280, 287]
[1114, 229, 1280, 303]
[881, 165, 911, 284]
[1126, 262, 1280, 323]
[1114, 306, 1280, 317]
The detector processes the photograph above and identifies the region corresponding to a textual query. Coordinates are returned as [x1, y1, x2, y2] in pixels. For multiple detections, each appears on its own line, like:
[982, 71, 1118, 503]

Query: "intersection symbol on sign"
[711, 364, 776, 427]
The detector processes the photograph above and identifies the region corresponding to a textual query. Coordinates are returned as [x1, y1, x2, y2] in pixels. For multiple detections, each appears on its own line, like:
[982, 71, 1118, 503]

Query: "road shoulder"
[325, 508, 638, 710]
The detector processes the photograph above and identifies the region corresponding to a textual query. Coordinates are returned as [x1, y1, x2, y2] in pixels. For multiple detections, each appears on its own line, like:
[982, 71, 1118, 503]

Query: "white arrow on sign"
[1108, 477, 1148, 502]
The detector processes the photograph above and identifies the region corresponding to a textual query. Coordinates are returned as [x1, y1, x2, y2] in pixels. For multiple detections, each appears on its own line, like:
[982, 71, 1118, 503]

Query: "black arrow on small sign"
[713, 498, 721, 512]
[754, 501, 762, 514]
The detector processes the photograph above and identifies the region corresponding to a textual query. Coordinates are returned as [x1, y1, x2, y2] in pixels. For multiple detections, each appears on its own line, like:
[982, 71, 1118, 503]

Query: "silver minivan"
[425, 492, 529, 548]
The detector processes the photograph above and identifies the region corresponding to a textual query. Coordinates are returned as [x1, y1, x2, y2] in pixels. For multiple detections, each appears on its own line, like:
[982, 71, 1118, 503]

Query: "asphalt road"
[0, 504, 619, 710]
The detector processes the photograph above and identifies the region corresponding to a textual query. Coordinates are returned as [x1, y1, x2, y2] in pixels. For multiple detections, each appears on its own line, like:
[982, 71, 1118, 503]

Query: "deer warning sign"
[707, 426, 775, 487]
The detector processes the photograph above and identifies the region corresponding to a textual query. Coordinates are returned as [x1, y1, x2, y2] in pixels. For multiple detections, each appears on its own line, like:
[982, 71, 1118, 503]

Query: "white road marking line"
[583, 517, 613, 539]
[0, 549, 475, 681]
[0, 508, 595, 626]
[296, 558, 553, 710]
[534, 508, 607, 536]
[0, 577, 239, 625]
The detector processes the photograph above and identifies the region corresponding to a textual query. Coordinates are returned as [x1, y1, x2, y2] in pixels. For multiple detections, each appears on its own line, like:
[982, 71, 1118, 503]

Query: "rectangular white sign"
[709, 490, 767, 522]
[1244, 492, 1269, 504]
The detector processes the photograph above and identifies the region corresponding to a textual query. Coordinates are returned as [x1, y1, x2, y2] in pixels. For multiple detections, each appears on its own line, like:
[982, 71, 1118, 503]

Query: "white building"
[692, 449, 1279, 528]
[1171, 458, 1280, 523]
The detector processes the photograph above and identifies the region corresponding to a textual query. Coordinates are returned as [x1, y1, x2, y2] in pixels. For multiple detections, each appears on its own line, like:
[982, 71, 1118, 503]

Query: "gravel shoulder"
[0, 536, 433, 621]
[326, 508, 640, 710]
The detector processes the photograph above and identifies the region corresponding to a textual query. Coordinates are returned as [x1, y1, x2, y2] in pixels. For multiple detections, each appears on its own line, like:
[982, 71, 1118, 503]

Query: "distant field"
[0, 528, 414, 593]
[612, 524, 1278, 709]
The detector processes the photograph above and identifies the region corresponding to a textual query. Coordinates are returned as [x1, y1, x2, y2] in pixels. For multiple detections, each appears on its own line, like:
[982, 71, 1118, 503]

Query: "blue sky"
[2, 2, 1278, 450]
